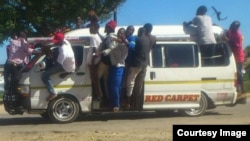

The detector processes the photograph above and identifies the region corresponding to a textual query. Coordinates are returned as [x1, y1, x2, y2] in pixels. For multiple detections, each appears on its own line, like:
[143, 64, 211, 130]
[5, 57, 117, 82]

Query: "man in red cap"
[96, 20, 117, 104]
[41, 32, 76, 101]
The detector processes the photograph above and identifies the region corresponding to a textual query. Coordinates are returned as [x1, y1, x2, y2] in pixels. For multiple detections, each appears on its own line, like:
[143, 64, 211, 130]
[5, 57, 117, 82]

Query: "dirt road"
[0, 99, 249, 141]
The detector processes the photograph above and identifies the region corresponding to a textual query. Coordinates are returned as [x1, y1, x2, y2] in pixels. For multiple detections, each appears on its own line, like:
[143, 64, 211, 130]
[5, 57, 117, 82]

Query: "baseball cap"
[106, 20, 117, 30]
[52, 32, 64, 43]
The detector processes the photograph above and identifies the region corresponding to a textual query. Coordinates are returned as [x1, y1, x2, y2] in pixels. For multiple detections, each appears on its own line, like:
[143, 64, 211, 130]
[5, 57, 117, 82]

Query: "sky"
[0, 0, 249, 64]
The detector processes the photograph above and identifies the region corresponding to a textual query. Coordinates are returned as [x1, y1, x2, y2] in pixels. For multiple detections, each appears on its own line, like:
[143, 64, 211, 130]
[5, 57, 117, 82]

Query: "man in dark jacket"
[125, 27, 151, 110]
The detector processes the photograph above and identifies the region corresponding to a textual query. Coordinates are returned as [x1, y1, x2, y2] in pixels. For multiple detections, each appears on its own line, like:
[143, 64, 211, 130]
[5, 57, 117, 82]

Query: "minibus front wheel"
[47, 96, 80, 123]
[182, 93, 208, 116]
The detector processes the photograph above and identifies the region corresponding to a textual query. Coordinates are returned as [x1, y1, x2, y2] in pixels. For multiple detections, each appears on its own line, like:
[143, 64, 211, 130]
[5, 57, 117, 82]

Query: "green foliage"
[244, 45, 250, 57]
[0, 0, 126, 46]
[244, 68, 250, 92]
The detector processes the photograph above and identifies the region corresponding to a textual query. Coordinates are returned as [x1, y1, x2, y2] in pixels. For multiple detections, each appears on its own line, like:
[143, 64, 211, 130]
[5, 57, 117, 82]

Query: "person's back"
[143, 23, 156, 49]
[183, 5, 216, 45]
[226, 20, 246, 98]
[8, 34, 33, 65]
[125, 27, 150, 110]
[193, 14, 216, 45]
[125, 25, 136, 65]
[226, 21, 244, 63]
[57, 39, 75, 72]
[4, 31, 37, 110]
[130, 33, 150, 68]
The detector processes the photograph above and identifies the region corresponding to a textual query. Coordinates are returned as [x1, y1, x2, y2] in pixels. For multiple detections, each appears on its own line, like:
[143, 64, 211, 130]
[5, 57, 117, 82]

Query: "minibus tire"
[182, 93, 208, 116]
[47, 97, 80, 123]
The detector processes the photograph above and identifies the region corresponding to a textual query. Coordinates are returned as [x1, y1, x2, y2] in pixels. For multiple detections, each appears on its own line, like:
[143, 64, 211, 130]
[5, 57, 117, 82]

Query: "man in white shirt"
[87, 23, 102, 99]
[41, 32, 75, 101]
[183, 5, 216, 45]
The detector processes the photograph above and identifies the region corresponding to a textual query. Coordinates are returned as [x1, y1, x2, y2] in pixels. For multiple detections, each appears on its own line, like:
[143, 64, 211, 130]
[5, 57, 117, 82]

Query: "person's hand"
[112, 37, 122, 43]
[96, 51, 102, 56]
[183, 21, 192, 26]
[183, 21, 188, 26]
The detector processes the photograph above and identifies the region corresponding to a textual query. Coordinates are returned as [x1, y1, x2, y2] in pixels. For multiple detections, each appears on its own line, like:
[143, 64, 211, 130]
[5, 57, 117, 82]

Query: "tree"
[244, 45, 250, 58]
[0, 0, 126, 46]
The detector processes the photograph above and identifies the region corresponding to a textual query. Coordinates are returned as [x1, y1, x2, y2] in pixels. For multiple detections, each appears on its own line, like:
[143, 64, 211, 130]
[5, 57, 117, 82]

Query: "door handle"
[150, 72, 156, 80]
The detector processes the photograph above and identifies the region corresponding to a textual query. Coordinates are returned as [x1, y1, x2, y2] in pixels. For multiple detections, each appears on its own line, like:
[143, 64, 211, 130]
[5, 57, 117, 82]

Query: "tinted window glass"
[201, 43, 229, 67]
[72, 46, 83, 68]
[151, 44, 198, 68]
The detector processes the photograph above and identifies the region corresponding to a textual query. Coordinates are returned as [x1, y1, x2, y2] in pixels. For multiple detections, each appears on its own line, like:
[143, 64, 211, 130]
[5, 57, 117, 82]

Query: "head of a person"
[196, 5, 207, 15]
[104, 20, 116, 34]
[52, 32, 64, 45]
[230, 20, 240, 31]
[117, 28, 126, 39]
[89, 23, 100, 34]
[11, 33, 18, 40]
[143, 23, 153, 35]
[137, 27, 146, 37]
[126, 25, 135, 37]
[18, 31, 27, 39]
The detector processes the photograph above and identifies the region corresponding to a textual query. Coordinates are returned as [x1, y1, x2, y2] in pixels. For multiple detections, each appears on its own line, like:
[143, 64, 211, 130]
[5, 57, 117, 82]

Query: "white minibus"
[3, 25, 238, 123]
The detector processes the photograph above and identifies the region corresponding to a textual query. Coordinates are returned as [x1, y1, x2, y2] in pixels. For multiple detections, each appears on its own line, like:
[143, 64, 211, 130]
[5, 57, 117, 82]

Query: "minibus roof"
[27, 25, 224, 44]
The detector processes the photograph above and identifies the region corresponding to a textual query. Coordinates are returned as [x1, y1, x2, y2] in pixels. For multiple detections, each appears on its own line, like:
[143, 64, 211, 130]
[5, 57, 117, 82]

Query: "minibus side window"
[151, 44, 198, 68]
[201, 43, 229, 67]
[151, 44, 163, 67]
[72, 46, 84, 68]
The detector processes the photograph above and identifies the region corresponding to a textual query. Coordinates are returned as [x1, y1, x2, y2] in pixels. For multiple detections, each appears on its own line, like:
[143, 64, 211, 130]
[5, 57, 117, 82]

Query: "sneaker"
[46, 94, 57, 101]
[113, 107, 119, 112]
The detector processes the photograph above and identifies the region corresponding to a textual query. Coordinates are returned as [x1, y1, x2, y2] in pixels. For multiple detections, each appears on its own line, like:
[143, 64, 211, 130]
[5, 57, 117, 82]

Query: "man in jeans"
[41, 32, 75, 101]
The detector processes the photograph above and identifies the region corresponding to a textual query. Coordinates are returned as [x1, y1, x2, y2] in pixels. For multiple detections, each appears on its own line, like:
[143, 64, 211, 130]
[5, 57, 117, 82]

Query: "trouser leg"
[237, 62, 245, 93]
[126, 67, 142, 107]
[132, 67, 147, 109]
[97, 62, 109, 99]
[108, 66, 124, 108]
[41, 63, 64, 95]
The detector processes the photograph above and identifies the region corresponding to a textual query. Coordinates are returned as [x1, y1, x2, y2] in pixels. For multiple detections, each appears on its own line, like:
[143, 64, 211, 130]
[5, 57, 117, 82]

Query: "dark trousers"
[4, 61, 24, 95]
[89, 64, 101, 99]
[236, 62, 245, 93]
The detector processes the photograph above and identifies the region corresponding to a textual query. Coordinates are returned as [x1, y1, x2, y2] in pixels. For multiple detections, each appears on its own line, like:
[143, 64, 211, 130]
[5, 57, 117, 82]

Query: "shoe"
[46, 94, 57, 101]
[113, 107, 119, 112]
[124, 104, 131, 110]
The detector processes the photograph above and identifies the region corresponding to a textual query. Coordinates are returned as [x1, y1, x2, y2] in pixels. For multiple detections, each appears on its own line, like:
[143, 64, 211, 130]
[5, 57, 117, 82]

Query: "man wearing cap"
[41, 32, 76, 101]
[96, 20, 117, 102]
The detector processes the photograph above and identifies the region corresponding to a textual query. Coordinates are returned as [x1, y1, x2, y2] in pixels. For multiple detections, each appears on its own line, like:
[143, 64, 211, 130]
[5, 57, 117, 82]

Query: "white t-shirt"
[57, 40, 76, 72]
[192, 15, 216, 45]
[87, 34, 102, 65]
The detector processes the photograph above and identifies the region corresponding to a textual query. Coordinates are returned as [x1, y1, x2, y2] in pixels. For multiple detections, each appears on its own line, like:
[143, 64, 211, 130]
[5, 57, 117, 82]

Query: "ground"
[1, 98, 250, 141]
